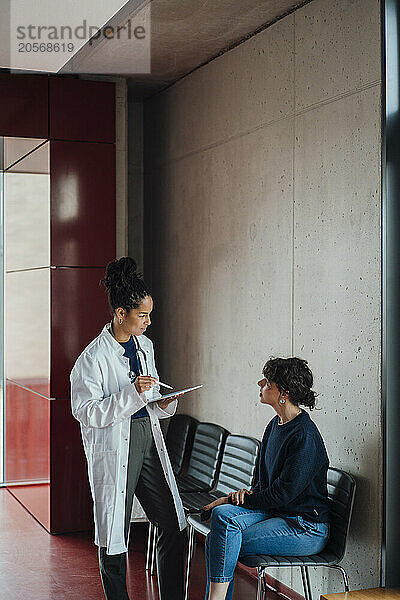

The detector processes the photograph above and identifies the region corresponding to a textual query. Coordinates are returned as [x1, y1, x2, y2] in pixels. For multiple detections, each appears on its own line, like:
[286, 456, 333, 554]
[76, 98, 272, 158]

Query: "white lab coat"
[70, 323, 186, 555]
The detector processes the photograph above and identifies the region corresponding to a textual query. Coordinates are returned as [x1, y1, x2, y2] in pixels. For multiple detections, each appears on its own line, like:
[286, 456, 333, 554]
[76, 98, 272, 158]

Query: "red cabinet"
[0, 73, 48, 138]
[50, 141, 116, 267]
[51, 398, 93, 534]
[50, 78, 115, 143]
[51, 267, 110, 399]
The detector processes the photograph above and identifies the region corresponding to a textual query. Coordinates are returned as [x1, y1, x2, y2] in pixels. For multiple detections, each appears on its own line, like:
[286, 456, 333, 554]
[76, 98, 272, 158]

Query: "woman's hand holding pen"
[133, 375, 185, 406]
[134, 375, 158, 395]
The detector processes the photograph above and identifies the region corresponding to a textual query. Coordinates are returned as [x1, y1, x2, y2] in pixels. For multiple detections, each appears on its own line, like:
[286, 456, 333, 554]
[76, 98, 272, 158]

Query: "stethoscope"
[128, 335, 149, 382]
[111, 321, 149, 383]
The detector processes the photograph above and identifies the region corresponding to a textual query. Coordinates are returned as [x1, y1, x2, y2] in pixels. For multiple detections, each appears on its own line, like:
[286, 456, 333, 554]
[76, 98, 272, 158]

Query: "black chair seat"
[186, 514, 341, 568]
[181, 490, 225, 513]
[240, 550, 342, 568]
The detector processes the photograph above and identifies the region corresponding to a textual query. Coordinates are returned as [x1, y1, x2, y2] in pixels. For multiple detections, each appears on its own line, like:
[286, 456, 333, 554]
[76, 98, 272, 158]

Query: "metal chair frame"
[253, 563, 350, 600]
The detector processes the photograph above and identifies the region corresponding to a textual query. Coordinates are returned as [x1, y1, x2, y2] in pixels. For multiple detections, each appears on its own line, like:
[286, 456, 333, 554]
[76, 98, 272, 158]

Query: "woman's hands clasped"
[229, 488, 253, 505]
[202, 488, 253, 519]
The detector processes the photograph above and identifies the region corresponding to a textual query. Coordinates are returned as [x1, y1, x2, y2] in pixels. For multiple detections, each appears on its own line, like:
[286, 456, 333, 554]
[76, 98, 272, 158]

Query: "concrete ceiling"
[61, 0, 312, 99]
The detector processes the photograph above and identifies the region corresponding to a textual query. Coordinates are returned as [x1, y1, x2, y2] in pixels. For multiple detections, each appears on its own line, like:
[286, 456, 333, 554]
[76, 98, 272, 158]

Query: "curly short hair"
[101, 257, 151, 313]
[263, 357, 317, 410]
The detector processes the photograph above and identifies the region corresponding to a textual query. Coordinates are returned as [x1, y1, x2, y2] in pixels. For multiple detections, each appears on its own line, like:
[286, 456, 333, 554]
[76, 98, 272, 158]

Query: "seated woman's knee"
[210, 503, 241, 528]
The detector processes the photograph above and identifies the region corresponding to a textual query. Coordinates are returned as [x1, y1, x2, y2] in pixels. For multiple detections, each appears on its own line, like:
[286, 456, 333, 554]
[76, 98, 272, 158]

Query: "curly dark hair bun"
[101, 257, 151, 313]
[303, 389, 317, 410]
[103, 257, 138, 290]
[263, 357, 318, 410]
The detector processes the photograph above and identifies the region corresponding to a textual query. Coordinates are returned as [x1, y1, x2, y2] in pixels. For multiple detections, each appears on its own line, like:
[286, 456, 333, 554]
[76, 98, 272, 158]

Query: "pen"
[158, 381, 173, 390]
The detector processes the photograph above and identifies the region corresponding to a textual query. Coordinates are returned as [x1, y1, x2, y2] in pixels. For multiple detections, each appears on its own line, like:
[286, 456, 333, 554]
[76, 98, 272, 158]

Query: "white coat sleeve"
[70, 353, 148, 428]
[153, 398, 178, 419]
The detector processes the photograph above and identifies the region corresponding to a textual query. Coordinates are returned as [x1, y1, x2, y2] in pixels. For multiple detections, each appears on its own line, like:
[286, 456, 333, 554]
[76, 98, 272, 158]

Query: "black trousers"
[98, 417, 186, 600]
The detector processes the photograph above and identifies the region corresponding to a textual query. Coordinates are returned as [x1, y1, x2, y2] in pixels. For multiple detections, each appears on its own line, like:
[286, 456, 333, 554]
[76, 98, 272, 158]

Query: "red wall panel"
[50, 140, 116, 267]
[6, 382, 50, 483]
[0, 73, 48, 138]
[50, 398, 93, 534]
[49, 78, 115, 143]
[50, 267, 111, 398]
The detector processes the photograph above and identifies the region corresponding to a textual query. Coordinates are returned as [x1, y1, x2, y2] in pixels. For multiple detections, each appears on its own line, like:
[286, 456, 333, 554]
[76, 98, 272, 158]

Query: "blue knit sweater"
[243, 410, 330, 522]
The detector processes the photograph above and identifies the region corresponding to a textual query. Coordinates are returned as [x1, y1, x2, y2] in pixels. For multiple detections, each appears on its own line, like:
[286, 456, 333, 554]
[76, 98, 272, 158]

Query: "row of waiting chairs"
[146, 417, 259, 572]
[146, 414, 356, 600]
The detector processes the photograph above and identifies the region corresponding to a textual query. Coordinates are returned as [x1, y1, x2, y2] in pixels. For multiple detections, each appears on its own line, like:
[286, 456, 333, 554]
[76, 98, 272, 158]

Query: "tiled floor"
[0, 488, 265, 600]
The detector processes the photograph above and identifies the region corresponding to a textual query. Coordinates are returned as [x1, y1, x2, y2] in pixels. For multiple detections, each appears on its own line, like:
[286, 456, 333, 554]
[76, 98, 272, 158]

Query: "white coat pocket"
[90, 450, 118, 485]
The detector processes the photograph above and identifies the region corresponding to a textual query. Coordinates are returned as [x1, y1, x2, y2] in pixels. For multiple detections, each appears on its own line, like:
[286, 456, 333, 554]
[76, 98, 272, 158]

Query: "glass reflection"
[1, 138, 51, 503]
[5, 268, 50, 396]
[4, 138, 50, 397]
[4, 140, 50, 271]
[4, 137, 48, 172]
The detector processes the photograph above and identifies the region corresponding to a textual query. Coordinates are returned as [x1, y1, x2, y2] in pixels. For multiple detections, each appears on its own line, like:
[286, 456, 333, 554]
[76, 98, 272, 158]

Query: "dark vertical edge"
[382, 0, 400, 587]
[127, 98, 144, 271]
[142, 99, 152, 289]
[381, 0, 387, 587]
[47, 76, 50, 143]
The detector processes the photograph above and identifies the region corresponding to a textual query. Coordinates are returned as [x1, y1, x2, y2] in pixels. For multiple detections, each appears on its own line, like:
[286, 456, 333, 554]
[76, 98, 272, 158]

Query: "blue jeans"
[204, 504, 329, 600]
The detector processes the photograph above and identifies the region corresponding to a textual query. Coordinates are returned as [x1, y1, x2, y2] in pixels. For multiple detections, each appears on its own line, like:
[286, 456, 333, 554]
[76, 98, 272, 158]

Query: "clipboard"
[159, 384, 203, 400]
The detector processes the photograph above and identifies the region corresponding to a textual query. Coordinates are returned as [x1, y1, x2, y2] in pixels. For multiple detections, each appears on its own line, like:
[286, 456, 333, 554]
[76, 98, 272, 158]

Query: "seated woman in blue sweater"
[203, 357, 330, 600]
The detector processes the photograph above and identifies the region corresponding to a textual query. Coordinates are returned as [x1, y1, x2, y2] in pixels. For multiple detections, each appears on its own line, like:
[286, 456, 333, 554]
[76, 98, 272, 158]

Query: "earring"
[279, 397, 286, 404]
[119, 318, 123, 325]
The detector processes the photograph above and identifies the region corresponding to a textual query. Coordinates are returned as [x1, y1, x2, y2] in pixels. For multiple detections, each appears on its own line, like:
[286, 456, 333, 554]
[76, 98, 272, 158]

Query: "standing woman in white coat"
[70, 257, 186, 600]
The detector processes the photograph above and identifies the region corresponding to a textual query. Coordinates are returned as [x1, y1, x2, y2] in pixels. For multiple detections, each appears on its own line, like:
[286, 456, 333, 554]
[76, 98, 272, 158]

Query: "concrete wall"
[143, 0, 382, 594]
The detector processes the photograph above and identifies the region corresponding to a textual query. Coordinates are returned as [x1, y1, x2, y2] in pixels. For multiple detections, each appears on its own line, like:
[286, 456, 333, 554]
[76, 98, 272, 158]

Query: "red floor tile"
[0, 488, 271, 600]
[7, 484, 50, 532]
